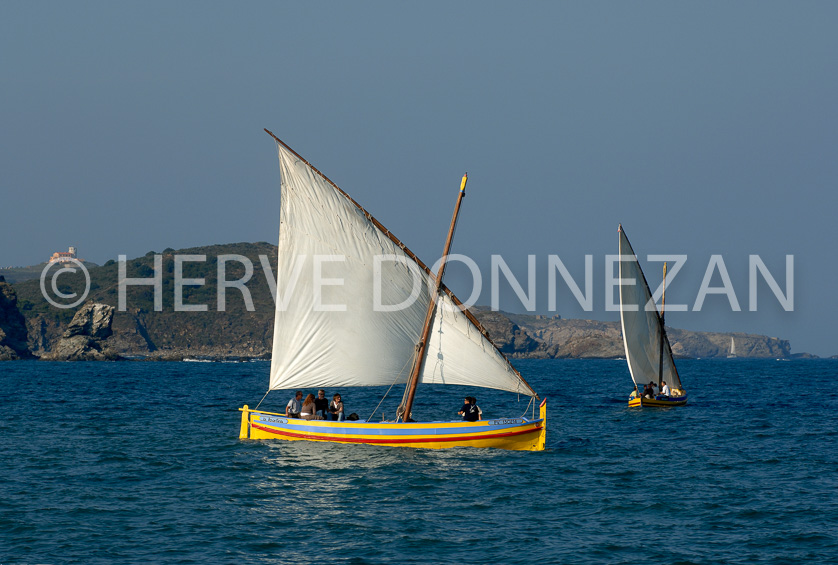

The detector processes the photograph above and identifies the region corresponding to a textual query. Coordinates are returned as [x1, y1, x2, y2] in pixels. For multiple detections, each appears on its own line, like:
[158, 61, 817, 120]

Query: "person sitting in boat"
[329, 393, 345, 421]
[660, 381, 670, 398]
[458, 396, 481, 422]
[286, 390, 303, 418]
[472, 397, 482, 420]
[458, 397, 472, 419]
[315, 389, 330, 420]
[300, 393, 323, 420]
[643, 382, 656, 399]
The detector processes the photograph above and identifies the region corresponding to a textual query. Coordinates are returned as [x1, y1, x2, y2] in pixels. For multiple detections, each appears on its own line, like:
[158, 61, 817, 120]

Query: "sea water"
[1, 359, 836, 564]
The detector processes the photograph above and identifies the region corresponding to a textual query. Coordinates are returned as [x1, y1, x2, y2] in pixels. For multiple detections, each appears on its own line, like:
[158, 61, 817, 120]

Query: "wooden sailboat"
[618, 225, 688, 407]
[238, 131, 546, 450]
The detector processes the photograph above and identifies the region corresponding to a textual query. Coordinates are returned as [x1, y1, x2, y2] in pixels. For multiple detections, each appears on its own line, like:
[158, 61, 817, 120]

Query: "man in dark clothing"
[314, 389, 330, 420]
[458, 396, 481, 422]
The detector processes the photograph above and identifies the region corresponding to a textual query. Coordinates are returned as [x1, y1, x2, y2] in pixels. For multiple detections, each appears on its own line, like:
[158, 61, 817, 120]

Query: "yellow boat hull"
[239, 399, 547, 451]
[628, 395, 687, 407]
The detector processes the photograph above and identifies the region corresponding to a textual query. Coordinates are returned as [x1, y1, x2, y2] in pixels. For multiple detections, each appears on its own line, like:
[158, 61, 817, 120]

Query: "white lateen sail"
[268, 140, 534, 397]
[618, 226, 682, 390]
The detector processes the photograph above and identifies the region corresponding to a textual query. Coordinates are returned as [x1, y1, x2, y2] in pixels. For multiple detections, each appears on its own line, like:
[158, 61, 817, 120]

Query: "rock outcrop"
[0, 277, 32, 359]
[474, 309, 540, 355]
[26, 315, 64, 357]
[43, 302, 118, 361]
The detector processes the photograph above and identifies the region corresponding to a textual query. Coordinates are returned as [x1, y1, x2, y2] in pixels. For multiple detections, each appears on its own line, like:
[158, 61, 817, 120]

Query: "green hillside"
[15, 243, 279, 357]
[0, 262, 99, 285]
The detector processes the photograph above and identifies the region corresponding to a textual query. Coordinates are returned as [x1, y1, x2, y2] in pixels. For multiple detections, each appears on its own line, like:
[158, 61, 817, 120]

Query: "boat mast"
[399, 173, 468, 422]
[658, 262, 668, 388]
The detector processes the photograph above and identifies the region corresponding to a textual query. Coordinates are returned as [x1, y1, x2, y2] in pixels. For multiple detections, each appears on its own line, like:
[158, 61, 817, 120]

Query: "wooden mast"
[657, 262, 668, 388]
[399, 173, 468, 422]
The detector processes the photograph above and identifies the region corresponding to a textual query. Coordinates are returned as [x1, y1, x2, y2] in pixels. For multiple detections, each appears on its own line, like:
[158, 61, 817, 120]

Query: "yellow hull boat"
[238, 133, 547, 451]
[628, 394, 688, 408]
[240, 400, 547, 451]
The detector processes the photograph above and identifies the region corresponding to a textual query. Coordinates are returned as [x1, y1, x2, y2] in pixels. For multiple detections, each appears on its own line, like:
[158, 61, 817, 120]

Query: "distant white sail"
[618, 226, 682, 390]
[728, 337, 737, 358]
[268, 141, 534, 397]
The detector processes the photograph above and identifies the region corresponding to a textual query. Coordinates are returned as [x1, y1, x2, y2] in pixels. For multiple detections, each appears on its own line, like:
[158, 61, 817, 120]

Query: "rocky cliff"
[472, 307, 792, 359]
[14, 243, 276, 360]
[0, 277, 32, 359]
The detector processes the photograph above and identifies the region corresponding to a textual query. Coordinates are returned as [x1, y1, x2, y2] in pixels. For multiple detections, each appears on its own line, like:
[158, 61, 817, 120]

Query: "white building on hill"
[48, 247, 78, 263]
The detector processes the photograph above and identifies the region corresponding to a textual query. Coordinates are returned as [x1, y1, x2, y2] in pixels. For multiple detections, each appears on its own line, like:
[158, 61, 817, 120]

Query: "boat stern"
[534, 398, 547, 451]
[239, 405, 251, 439]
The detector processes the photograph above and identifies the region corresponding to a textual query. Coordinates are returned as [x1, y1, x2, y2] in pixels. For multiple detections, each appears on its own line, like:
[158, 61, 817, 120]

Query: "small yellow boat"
[618, 225, 688, 408]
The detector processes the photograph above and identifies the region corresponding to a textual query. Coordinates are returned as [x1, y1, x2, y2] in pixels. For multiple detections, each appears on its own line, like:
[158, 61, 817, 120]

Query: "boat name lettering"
[260, 417, 287, 424]
[490, 418, 523, 425]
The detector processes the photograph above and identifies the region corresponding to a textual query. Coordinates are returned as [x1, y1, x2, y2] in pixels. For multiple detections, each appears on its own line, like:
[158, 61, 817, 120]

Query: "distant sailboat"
[727, 337, 737, 358]
[618, 225, 688, 407]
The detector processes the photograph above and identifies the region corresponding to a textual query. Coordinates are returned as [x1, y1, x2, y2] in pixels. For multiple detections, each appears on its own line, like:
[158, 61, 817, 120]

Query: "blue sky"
[1, 2, 836, 355]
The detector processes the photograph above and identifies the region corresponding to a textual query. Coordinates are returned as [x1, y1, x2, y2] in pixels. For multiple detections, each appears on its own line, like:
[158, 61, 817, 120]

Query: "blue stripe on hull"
[252, 416, 540, 437]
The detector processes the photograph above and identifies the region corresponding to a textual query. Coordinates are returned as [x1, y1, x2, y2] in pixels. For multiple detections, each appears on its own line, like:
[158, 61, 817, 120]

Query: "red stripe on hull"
[251, 423, 542, 444]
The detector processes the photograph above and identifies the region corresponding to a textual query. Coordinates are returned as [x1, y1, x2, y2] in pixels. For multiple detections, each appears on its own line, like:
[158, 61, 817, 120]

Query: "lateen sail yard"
[239, 131, 546, 450]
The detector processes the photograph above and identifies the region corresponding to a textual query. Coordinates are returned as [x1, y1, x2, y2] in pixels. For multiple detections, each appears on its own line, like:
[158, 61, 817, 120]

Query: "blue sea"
[2, 359, 836, 564]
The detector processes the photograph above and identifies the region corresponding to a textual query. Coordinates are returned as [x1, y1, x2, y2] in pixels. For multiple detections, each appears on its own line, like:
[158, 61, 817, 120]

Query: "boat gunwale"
[245, 408, 543, 429]
[250, 422, 544, 444]
[628, 396, 688, 407]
